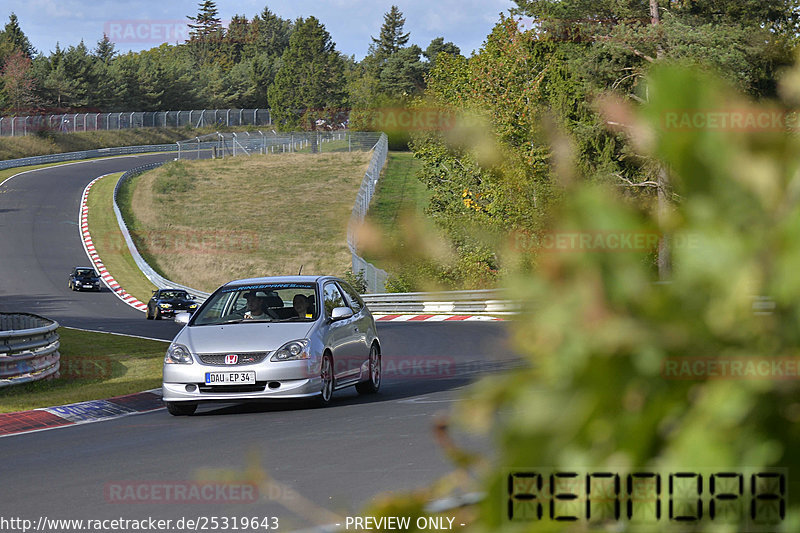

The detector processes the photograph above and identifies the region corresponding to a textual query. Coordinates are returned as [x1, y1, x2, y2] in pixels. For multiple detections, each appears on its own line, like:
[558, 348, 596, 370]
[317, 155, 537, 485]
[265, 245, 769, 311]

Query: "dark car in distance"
[68, 267, 102, 291]
[147, 289, 199, 320]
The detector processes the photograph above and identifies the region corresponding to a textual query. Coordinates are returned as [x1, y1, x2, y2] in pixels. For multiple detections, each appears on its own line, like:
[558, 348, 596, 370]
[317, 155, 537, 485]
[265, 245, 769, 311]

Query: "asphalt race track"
[0, 153, 520, 530]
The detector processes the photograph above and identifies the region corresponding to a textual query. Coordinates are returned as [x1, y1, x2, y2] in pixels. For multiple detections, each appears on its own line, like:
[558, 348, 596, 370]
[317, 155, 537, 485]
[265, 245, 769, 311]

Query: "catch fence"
[0, 109, 271, 137]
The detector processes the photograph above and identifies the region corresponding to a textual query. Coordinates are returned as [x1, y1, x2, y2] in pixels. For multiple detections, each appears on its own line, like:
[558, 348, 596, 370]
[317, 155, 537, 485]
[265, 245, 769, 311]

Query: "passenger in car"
[293, 294, 312, 319]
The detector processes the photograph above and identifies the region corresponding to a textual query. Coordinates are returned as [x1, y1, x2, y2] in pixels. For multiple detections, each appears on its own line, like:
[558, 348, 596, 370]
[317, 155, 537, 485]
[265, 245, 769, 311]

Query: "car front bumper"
[162, 359, 321, 402]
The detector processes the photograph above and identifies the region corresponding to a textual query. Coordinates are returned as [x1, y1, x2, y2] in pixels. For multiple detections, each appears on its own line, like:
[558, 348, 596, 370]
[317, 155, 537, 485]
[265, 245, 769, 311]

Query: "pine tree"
[94, 34, 116, 63]
[187, 0, 224, 64]
[1, 13, 35, 59]
[268, 16, 347, 128]
[371, 6, 410, 59]
[187, 1, 223, 40]
[257, 7, 293, 57]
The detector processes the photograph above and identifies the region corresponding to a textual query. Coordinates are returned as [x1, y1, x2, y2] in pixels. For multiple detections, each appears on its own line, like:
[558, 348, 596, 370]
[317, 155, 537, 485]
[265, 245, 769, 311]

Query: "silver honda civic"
[161, 276, 381, 416]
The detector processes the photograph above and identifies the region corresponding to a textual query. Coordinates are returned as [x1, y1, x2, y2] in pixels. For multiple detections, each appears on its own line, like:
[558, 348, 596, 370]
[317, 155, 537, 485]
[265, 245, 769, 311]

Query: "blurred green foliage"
[369, 60, 800, 531]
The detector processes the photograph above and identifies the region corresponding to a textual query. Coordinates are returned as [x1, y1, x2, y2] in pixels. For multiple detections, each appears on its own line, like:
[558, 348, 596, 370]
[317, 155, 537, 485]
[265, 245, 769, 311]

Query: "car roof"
[74, 267, 96, 271]
[223, 275, 334, 287]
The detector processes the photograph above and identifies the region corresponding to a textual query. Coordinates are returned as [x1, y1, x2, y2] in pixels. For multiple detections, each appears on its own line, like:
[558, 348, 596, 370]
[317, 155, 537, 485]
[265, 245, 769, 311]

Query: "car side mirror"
[330, 307, 354, 321]
[174, 313, 191, 326]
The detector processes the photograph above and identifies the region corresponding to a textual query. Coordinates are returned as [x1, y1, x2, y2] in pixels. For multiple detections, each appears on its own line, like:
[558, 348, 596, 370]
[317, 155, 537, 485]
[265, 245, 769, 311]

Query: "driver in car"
[243, 291, 269, 319]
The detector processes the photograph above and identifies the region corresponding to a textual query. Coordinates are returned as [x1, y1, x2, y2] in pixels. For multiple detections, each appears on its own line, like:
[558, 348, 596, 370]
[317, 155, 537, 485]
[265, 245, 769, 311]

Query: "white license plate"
[204, 371, 256, 385]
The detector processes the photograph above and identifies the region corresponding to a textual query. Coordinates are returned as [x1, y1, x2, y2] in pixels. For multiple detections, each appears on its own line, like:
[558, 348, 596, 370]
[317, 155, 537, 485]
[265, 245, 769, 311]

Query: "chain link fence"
[348, 133, 390, 293]
[175, 130, 381, 159]
[0, 109, 272, 137]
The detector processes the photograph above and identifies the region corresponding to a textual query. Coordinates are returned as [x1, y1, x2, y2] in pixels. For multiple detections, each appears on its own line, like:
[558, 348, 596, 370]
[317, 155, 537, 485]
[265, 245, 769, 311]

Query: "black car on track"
[147, 289, 199, 320]
[68, 267, 102, 291]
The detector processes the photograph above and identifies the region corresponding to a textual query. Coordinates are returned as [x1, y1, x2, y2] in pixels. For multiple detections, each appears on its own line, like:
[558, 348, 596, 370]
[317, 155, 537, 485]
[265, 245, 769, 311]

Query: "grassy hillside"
[123, 153, 371, 292]
[361, 151, 429, 263]
[0, 126, 263, 162]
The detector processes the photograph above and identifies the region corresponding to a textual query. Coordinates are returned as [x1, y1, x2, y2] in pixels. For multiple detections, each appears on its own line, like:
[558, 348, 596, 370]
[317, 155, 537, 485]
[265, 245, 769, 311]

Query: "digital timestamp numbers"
[506, 469, 786, 530]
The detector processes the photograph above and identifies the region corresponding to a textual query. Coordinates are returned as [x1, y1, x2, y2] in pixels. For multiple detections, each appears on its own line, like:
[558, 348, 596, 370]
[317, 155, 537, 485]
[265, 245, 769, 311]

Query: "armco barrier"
[112, 163, 211, 302]
[0, 313, 60, 388]
[361, 289, 519, 315]
[0, 144, 177, 171]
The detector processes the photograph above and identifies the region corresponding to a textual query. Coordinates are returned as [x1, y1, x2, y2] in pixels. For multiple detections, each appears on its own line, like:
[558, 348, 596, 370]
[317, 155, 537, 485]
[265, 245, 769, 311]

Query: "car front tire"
[146, 306, 153, 320]
[317, 353, 334, 407]
[155, 307, 162, 320]
[356, 344, 381, 395]
[165, 402, 197, 416]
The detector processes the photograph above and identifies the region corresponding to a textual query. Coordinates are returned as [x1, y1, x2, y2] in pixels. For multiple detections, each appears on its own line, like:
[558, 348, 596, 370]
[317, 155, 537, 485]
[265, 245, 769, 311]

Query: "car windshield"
[76, 269, 95, 276]
[160, 291, 188, 300]
[191, 283, 318, 326]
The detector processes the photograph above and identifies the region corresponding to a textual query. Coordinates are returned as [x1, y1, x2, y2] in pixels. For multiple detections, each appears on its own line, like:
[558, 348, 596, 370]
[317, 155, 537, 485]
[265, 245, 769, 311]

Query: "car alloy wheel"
[319, 353, 334, 406]
[356, 344, 381, 394]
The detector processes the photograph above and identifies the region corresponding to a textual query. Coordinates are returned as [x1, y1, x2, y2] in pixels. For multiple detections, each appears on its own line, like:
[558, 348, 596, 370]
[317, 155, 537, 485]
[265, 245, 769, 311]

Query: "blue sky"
[3, 0, 517, 59]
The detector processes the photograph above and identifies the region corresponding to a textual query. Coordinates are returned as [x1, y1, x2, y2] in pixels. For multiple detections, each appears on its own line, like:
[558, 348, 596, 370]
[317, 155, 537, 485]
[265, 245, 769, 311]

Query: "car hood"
[177, 322, 315, 354]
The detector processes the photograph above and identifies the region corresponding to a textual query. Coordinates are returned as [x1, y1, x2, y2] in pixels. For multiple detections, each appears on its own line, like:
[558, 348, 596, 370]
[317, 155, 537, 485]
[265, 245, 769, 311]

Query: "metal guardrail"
[112, 162, 212, 302]
[361, 289, 519, 315]
[348, 133, 390, 293]
[0, 144, 177, 171]
[0, 313, 60, 388]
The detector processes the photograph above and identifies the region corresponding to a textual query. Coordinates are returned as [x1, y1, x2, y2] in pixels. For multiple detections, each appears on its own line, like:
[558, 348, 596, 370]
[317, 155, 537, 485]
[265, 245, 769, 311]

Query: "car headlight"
[165, 343, 193, 364]
[271, 339, 310, 361]
[159, 303, 172, 308]
[189, 303, 198, 308]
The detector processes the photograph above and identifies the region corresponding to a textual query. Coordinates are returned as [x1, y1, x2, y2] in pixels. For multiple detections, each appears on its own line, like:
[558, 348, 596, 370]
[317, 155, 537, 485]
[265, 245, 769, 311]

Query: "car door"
[337, 281, 371, 370]
[322, 281, 361, 383]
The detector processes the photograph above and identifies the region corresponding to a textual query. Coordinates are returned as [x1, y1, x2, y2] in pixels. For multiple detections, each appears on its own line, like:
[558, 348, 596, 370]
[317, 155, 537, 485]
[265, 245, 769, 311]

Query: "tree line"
[0, 1, 460, 128]
[380, 0, 800, 290]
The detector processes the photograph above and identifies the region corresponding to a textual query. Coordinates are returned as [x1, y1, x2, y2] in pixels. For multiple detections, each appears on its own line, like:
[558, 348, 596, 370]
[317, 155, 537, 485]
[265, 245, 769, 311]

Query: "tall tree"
[1, 13, 35, 59]
[371, 6, 410, 60]
[268, 16, 348, 128]
[423, 37, 461, 71]
[93, 34, 117, 64]
[1, 49, 37, 112]
[187, 0, 224, 64]
[255, 7, 293, 57]
[187, 0, 223, 39]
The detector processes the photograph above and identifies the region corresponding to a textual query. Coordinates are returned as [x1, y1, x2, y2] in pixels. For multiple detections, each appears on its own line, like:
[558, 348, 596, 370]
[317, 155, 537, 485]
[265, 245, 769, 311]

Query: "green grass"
[121, 152, 373, 292]
[0, 125, 267, 162]
[0, 328, 167, 412]
[362, 151, 429, 262]
[88, 173, 158, 304]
